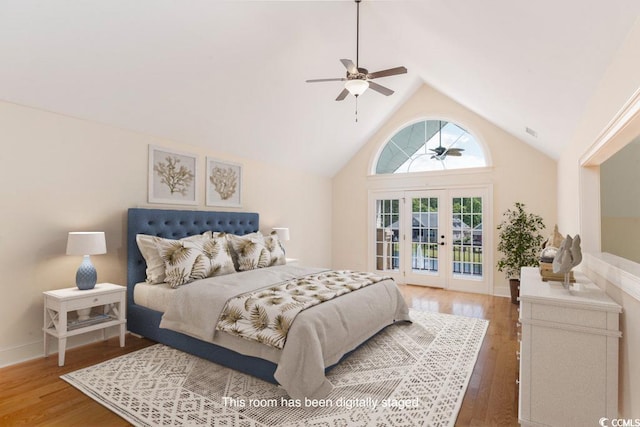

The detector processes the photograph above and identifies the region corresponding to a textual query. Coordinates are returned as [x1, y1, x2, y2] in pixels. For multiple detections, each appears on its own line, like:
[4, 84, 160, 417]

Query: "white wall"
[0, 100, 332, 367]
[332, 83, 557, 296]
[557, 16, 640, 418]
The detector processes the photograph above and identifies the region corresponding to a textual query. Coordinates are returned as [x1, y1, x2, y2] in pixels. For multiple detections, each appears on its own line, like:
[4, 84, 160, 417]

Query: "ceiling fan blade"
[368, 81, 394, 96]
[340, 59, 358, 74]
[367, 66, 408, 80]
[335, 88, 350, 101]
[445, 151, 462, 157]
[306, 78, 347, 83]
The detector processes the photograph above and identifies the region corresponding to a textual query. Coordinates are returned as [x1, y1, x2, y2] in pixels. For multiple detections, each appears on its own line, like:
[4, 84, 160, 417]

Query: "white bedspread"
[159, 265, 411, 400]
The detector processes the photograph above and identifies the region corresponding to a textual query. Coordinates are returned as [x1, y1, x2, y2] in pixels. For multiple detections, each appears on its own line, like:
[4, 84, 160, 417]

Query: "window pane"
[411, 197, 439, 274]
[376, 120, 486, 174]
[375, 199, 400, 272]
[451, 196, 483, 279]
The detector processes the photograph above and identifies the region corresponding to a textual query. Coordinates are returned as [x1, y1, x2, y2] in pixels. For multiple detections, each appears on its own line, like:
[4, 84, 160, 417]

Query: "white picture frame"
[148, 145, 199, 205]
[206, 157, 242, 207]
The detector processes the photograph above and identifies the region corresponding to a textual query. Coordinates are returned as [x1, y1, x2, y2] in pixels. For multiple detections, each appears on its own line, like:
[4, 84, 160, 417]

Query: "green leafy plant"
[496, 202, 546, 279]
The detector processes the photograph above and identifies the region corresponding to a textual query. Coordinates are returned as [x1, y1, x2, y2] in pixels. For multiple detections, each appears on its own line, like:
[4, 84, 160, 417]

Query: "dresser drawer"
[64, 291, 122, 311]
[530, 303, 607, 329]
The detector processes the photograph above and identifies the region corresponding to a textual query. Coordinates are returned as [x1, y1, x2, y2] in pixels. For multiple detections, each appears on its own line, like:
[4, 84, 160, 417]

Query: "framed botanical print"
[148, 145, 198, 205]
[206, 157, 242, 207]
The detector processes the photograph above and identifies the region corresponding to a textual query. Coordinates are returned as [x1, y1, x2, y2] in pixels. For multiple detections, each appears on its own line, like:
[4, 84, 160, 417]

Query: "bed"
[127, 207, 410, 400]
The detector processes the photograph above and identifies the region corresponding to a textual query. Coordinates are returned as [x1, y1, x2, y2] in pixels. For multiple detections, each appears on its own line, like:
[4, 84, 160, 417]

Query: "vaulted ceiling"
[1, 1, 639, 176]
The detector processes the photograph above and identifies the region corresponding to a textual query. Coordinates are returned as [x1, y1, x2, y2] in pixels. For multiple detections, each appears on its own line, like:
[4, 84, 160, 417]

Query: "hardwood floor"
[398, 284, 520, 426]
[0, 285, 519, 426]
[0, 335, 154, 426]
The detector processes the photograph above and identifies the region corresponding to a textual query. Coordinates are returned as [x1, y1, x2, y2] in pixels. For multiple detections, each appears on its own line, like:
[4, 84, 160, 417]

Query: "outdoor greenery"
[496, 202, 546, 279]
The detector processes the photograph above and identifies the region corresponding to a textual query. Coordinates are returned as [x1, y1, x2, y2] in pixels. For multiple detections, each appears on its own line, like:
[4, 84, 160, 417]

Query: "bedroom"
[1, 1, 640, 425]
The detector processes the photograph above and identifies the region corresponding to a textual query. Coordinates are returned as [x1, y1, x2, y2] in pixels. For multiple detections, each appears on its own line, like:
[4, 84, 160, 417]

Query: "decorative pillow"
[201, 233, 236, 277]
[152, 234, 235, 288]
[263, 231, 286, 266]
[225, 232, 260, 270]
[136, 232, 211, 284]
[227, 233, 271, 271]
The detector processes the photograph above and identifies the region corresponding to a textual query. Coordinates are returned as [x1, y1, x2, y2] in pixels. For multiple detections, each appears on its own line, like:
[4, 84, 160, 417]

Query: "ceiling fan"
[305, 0, 407, 101]
[430, 121, 465, 160]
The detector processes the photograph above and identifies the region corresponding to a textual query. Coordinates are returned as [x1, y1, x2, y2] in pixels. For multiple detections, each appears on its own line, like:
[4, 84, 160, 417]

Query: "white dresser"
[518, 267, 621, 426]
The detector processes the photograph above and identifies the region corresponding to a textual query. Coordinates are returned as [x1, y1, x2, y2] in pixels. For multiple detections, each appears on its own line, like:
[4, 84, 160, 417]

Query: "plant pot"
[509, 279, 520, 304]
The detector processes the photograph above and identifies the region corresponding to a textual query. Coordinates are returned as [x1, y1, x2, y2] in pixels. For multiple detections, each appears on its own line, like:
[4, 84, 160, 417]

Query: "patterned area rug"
[62, 310, 488, 427]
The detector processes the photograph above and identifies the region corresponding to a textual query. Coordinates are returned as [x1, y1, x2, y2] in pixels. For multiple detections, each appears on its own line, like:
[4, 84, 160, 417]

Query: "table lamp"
[66, 231, 106, 290]
[272, 227, 290, 242]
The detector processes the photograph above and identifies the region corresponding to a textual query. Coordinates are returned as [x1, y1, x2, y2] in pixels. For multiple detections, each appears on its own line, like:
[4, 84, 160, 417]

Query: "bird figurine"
[551, 234, 582, 289]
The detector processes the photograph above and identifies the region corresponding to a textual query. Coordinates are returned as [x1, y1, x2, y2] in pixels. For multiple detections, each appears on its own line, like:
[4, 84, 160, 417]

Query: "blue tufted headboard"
[127, 208, 259, 304]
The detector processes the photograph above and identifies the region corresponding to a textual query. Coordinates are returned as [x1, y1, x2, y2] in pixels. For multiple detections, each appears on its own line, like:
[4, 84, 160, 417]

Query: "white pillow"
[136, 232, 211, 284]
[263, 232, 286, 266]
[227, 233, 271, 271]
[153, 234, 235, 288]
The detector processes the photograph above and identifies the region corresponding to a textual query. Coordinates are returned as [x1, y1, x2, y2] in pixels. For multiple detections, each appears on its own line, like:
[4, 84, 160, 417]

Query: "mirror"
[600, 135, 640, 263]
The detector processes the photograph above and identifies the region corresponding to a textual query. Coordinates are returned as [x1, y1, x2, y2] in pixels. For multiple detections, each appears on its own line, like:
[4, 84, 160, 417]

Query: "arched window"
[375, 120, 487, 174]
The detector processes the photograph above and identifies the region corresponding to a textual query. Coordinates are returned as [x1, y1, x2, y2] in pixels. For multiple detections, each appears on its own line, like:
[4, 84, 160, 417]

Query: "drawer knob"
[93, 298, 99, 302]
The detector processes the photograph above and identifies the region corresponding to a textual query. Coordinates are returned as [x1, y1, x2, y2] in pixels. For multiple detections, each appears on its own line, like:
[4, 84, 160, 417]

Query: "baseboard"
[0, 340, 44, 368]
[0, 327, 122, 369]
[493, 285, 510, 298]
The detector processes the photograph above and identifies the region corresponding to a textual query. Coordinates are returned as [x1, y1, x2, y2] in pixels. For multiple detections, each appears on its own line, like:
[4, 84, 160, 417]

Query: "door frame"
[368, 184, 494, 295]
[368, 190, 405, 285]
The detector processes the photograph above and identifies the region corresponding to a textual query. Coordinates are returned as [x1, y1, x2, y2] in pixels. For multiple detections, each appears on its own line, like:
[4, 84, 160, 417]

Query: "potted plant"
[497, 202, 546, 304]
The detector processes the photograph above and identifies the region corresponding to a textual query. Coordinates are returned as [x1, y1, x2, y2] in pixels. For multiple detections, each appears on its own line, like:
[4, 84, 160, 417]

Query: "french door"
[371, 187, 490, 294]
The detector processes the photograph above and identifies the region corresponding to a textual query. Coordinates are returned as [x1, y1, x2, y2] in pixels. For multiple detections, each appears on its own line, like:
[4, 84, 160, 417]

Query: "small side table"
[43, 283, 126, 366]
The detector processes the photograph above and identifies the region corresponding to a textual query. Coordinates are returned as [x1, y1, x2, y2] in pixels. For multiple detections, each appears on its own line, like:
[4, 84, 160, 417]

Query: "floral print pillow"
[263, 232, 286, 266]
[227, 233, 271, 271]
[153, 233, 235, 288]
[136, 232, 211, 284]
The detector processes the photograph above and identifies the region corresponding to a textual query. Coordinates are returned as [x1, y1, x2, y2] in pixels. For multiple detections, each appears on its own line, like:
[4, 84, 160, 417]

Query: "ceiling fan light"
[345, 79, 369, 96]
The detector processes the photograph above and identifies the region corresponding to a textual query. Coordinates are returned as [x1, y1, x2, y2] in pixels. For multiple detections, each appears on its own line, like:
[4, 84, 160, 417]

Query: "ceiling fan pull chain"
[355, 96, 359, 122]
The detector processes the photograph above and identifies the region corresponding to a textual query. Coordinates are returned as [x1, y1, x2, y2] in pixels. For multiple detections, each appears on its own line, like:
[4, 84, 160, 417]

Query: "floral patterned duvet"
[216, 270, 390, 349]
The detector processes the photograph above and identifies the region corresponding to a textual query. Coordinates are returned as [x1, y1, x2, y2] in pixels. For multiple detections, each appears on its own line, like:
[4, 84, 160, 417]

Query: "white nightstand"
[43, 283, 126, 366]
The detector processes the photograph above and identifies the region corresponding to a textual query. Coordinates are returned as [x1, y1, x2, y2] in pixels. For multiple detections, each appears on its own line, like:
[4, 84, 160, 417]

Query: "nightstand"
[43, 283, 126, 366]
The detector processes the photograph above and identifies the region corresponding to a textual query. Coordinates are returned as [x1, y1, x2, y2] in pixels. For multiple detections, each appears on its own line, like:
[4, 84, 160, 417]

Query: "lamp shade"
[272, 227, 290, 242]
[345, 79, 369, 96]
[66, 232, 106, 256]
